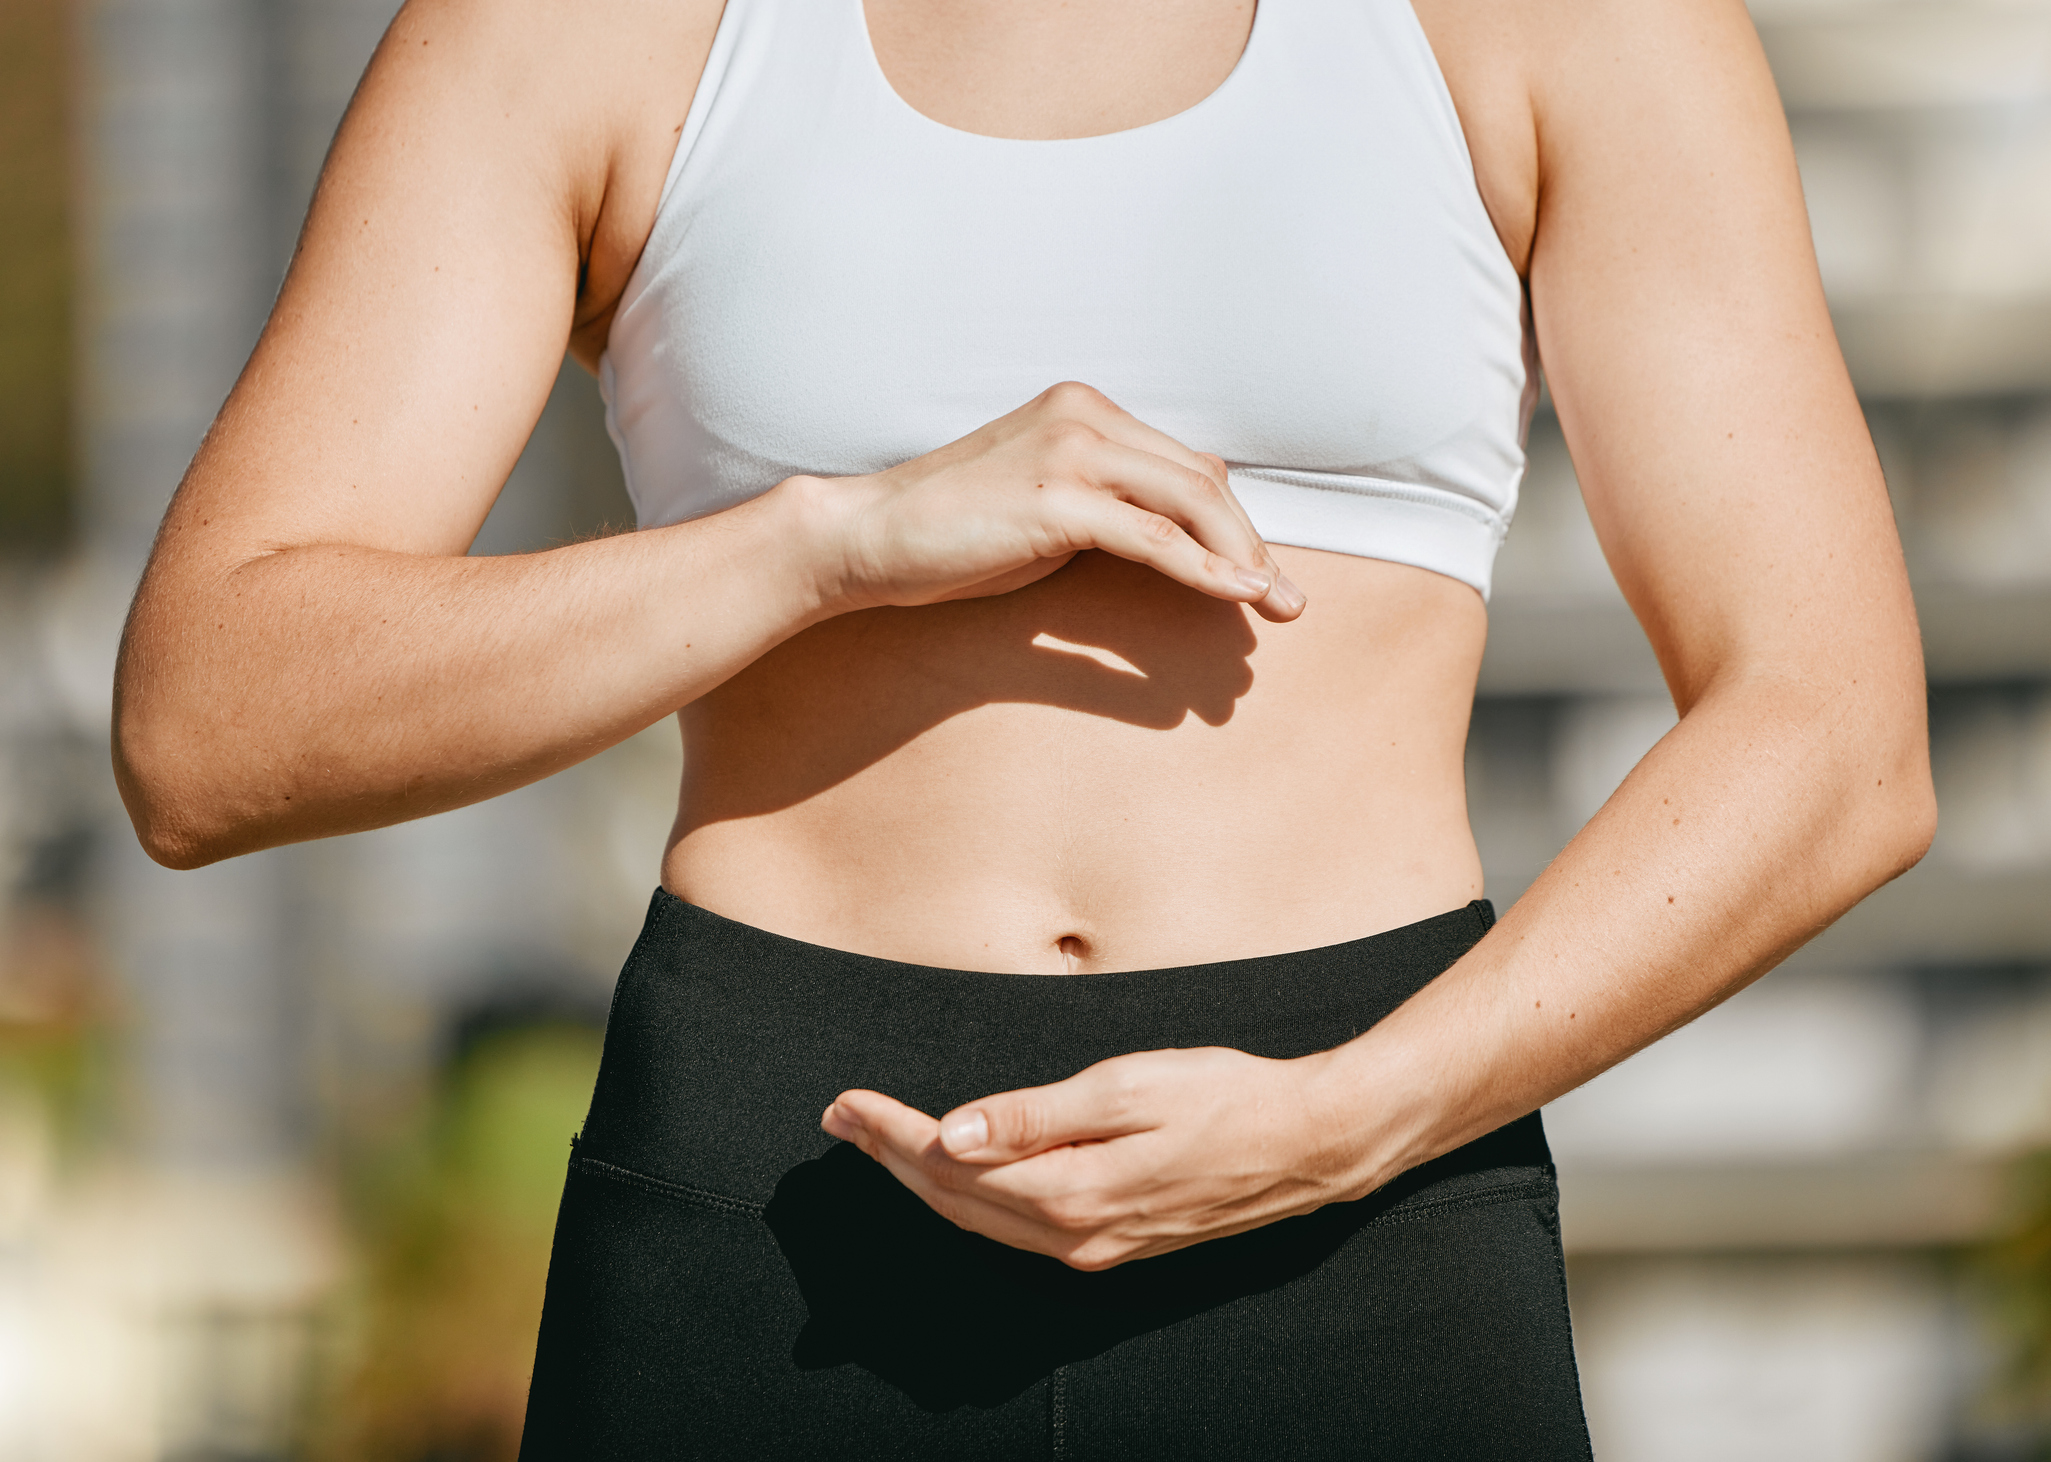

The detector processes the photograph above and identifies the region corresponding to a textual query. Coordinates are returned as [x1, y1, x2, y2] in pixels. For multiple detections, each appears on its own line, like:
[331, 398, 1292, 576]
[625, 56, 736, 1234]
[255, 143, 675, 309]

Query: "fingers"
[824, 1080, 1142, 1170]
[1064, 389, 1230, 495]
[1034, 386, 1230, 518]
[1071, 436, 1262, 565]
[1244, 556, 1308, 623]
[1051, 484, 1287, 611]
[820, 1085, 1141, 1265]
[936, 1062, 1157, 1165]
[846, 380, 1306, 617]
[1031, 385, 1305, 620]
[820, 1092, 1056, 1237]
[817, 1048, 1317, 1273]
[823, 1089, 937, 1156]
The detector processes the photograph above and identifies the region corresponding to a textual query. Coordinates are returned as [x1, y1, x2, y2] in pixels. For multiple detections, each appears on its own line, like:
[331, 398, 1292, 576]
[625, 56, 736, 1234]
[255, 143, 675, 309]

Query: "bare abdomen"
[662, 547, 1489, 974]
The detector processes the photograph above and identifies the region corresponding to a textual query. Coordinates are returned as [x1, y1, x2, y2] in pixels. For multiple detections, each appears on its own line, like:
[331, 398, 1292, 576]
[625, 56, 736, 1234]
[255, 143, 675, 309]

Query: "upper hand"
[820, 1046, 1359, 1271]
[794, 381, 1306, 622]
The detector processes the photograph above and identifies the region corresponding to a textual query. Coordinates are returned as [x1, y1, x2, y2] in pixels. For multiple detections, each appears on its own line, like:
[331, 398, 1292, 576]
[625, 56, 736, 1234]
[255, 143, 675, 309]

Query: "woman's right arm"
[114, 0, 1296, 870]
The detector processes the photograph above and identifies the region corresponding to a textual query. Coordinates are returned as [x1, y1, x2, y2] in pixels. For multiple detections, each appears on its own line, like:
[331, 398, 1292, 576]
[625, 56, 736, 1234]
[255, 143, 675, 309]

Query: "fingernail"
[1275, 573, 1307, 611]
[1233, 567, 1274, 596]
[941, 1110, 988, 1154]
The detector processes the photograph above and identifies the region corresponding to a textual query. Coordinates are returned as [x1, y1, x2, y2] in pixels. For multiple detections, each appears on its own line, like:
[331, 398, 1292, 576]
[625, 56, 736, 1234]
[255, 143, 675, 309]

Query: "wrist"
[762, 472, 880, 620]
[1296, 1035, 1444, 1202]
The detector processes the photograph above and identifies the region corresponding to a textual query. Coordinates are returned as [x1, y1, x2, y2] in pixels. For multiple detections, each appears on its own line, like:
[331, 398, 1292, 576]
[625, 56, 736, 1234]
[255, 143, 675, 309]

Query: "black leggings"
[520, 891, 1592, 1460]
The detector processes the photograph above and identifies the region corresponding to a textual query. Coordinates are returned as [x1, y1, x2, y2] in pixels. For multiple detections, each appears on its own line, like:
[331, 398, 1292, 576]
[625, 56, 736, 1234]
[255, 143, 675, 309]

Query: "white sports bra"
[601, 0, 1535, 599]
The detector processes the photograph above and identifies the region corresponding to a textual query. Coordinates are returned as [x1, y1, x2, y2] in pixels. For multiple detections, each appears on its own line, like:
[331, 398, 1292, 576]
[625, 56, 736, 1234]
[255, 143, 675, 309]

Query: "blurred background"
[0, 0, 2047, 1454]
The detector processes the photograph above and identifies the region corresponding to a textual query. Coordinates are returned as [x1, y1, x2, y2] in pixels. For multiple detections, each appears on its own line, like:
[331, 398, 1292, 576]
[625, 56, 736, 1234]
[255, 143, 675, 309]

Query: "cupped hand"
[797, 382, 1306, 622]
[819, 1047, 1362, 1271]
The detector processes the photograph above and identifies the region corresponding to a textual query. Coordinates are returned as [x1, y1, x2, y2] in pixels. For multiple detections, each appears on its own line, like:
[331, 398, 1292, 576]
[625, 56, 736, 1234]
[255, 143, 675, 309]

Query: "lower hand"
[820, 1047, 1359, 1271]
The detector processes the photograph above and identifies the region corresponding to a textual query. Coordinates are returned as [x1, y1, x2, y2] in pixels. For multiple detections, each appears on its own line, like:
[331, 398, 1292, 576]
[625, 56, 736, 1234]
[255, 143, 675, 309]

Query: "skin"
[114, 0, 1935, 1271]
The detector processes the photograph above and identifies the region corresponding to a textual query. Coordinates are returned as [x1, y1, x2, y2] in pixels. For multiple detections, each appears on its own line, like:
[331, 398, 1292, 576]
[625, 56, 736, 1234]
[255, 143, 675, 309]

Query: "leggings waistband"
[577, 891, 1541, 1204]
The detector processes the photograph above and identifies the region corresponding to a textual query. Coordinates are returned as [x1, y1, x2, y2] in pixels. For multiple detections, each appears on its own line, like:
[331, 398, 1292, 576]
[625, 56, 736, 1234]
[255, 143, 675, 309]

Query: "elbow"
[114, 749, 220, 872]
[112, 699, 239, 871]
[1889, 771, 1939, 879]
[132, 822, 219, 873]
[112, 579, 287, 870]
[1852, 741, 1937, 892]
[1888, 694, 1940, 877]
[1804, 647, 1938, 893]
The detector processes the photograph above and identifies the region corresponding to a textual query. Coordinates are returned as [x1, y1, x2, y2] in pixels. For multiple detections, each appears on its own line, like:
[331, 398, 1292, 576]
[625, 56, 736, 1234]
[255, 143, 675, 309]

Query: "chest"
[614, 0, 1515, 476]
[665, 94, 1484, 479]
[579, 0, 1535, 367]
[862, 0, 1258, 142]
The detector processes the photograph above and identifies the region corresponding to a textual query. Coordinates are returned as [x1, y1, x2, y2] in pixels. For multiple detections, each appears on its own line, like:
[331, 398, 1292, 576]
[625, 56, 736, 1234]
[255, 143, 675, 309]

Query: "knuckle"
[1138, 511, 1180, 546]
[1043, 380, 1107, 414]
[1003, 1099, 1047, 1153]
[1083, 1063, 1143, 1118]
[1036, 1194, 1090, 1232]
[1064, 1240, 1122, 1274]
[1040, 418, 1102, 462]
[1109, 1072, 1147, 1115]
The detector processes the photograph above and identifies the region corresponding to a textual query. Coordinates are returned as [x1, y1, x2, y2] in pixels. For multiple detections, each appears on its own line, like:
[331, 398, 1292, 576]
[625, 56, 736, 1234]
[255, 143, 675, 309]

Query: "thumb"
[938, 1065, 1150, 1164]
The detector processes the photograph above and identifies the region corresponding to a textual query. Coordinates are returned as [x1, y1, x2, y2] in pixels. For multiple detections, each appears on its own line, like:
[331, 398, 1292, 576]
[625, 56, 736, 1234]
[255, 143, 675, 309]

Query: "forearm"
[1314, 665, 1935, 1195]
[118, 380, 1299, 871]
[114, 482, 828, 866]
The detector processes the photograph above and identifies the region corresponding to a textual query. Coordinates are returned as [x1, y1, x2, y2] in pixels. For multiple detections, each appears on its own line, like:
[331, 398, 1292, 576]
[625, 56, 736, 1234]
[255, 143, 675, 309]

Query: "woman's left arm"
[825, 0, 1937, 1269]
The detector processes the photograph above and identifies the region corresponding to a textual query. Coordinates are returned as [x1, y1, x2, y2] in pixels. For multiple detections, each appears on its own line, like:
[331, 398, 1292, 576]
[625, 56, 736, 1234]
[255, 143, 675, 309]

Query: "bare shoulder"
[553, 0, 728, 363]
[1408, 0, 1542, 274]
[338, 0, 723, 364]
[146, 0, 724, 574]
[1410, 0, 1787, 278]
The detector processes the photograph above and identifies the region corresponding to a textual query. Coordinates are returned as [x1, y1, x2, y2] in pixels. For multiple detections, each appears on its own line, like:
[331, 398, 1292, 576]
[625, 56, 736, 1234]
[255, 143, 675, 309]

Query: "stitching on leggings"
[1048, 1365, 1069, 1460]
[572, 1152, 1546, 1231]
[571, 1152, 766, 1219]
[1536, 1172, 1598, 1460]
[1367, 1175, 1554, 1229]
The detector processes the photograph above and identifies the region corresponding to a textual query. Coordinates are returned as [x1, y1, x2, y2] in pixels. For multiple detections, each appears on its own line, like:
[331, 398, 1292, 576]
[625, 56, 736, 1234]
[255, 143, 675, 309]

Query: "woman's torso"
[573, 0, 1537, 974]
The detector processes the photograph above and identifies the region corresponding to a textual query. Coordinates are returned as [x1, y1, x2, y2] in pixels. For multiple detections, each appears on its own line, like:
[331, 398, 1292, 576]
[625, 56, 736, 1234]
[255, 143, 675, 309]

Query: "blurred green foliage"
[0, 904, 114, 1164]
[0, 0, 73, 553]
[315, 1020, 603, 1462]
[0, 1017, 109, 1160]
[1969, 1151, 2051, 1457]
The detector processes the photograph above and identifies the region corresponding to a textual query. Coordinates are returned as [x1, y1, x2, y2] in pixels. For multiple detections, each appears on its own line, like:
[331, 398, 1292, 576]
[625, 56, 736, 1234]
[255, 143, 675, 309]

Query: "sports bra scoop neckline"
[852, 0, 1266, 146]
[600, 0, 1536, 600]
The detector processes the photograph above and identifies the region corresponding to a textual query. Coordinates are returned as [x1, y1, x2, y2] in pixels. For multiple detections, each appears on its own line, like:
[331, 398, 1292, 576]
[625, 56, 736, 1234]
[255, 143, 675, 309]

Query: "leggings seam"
[570, 1151, 767, 1219]
[569, 1151, 1549, 1231]
[1536, 1170, 1598, 1461]
[1367, 1175, 1555, 1229]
